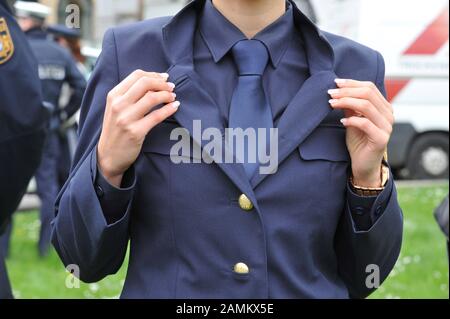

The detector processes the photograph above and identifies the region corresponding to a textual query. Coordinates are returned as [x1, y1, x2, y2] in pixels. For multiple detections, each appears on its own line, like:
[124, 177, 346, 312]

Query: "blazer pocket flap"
[299, 126, 350, 162]
[141, 121, 180, 155]
[141, 121, 203, 161]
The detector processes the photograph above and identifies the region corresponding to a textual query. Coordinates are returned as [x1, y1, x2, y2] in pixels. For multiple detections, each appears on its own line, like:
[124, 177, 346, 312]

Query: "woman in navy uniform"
[0, 0, 48, 299]
[53, 0, 403, 298]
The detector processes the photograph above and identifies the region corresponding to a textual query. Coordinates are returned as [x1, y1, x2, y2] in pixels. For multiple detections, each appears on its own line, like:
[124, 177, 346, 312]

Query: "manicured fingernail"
[172, 101, 181, 109]
[328, 89, 340, 95]
[171, 93, 177, 99]
[335, 79, 347, 84]
[160, 73, 170, 79]
[329, 99, 339, 105]
[340, 118, 347, 125]
[168, 82, 175, 89]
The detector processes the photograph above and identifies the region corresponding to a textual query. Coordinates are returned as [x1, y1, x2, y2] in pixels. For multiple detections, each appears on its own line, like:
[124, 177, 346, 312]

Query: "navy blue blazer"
[52, 0, 403, 299]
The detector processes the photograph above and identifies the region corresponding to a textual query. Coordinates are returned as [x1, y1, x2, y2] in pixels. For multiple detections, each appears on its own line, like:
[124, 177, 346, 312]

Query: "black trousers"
[0, 249, 13, 299]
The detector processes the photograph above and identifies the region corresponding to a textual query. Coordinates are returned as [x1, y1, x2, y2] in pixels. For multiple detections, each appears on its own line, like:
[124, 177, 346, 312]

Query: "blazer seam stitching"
[110, 28, 121, 83]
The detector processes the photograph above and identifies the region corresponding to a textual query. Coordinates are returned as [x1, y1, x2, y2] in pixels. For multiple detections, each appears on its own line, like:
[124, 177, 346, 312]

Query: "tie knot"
[231, 40, 269, 76]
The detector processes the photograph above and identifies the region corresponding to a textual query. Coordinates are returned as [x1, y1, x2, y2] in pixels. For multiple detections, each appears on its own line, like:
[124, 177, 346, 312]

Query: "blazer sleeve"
[51, 29, 132, 283]
[335, 51, 404, 298]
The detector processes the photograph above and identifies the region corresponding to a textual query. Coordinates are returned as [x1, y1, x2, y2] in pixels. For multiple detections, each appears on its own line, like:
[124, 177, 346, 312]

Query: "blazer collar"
[198, 0, 297, 68]
[161, 0, 338, 193]
[162, 0, 335, 70]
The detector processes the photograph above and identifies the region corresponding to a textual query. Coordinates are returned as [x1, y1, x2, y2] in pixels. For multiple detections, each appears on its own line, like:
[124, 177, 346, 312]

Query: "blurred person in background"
[0, 0, 48, 299]
[47, 24, 88, 77]
[47, 24, 89, 188]
[434, 195, 449, 261]
[52, 0, 402, 298]
[14, 0, 86, 257]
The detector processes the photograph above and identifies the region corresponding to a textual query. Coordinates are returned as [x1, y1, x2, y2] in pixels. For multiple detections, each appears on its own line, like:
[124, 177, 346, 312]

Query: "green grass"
[5, 184, 449, 299]
[370, 184, 449, 299]
[5, 213, 127, 299]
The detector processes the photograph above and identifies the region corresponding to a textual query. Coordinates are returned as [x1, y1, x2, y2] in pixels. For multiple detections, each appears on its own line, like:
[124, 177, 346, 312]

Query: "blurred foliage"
[6, 184, 449, 299]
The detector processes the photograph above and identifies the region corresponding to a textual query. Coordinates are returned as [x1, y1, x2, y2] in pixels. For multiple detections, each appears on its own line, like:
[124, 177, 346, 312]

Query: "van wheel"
[407, 133, 449, 180]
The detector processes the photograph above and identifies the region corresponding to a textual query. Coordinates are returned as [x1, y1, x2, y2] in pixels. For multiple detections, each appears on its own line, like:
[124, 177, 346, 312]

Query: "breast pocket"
[298, 125, 350, 163]
[141, 121, 177, 156]
[296, 125, 350, 208]
[141, 120, 202, 162]
[138, 120, 221, 215]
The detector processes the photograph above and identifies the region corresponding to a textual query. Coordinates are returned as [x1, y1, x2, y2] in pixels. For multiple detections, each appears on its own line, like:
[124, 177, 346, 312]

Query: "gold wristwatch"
[350, 151, 390, 197]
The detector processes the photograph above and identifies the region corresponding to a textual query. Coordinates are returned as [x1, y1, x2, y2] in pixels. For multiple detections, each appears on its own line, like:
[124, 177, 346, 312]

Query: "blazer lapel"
[162, 0, 258, 207]
[250, 70, 337, 187]
[250, 1, 339, 188]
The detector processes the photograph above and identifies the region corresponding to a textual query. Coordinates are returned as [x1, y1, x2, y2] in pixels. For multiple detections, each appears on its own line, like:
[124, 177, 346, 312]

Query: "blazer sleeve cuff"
[346, 176, 394, 232]
[91, 148, 136, 225]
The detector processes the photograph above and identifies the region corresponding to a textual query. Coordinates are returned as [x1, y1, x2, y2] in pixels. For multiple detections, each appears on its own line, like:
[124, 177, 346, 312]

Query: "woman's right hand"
[97, 70, 180, 187]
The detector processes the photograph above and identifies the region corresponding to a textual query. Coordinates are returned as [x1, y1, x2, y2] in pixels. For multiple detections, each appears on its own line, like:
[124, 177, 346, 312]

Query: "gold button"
[238, 194, 254, 211]
[234, 262, 250, 275]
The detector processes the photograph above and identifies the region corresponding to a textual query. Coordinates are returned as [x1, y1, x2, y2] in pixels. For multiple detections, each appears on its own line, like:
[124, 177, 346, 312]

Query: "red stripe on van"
[385, 79, 410, 102]
[404, 6, 449, 55]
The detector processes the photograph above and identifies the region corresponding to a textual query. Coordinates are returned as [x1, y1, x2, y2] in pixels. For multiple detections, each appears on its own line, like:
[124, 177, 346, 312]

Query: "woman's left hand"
[328, 79, 394, 188]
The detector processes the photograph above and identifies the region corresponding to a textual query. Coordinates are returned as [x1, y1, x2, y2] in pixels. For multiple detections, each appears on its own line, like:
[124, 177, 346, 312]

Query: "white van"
[305, 0, 449, 179]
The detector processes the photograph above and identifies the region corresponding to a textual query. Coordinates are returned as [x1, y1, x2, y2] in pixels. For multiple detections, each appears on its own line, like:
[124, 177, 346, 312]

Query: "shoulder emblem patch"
[0, 17, 15, 65]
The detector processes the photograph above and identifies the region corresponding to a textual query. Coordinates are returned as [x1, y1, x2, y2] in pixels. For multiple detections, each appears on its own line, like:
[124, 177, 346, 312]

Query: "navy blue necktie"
[229, 40, 274, 179]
